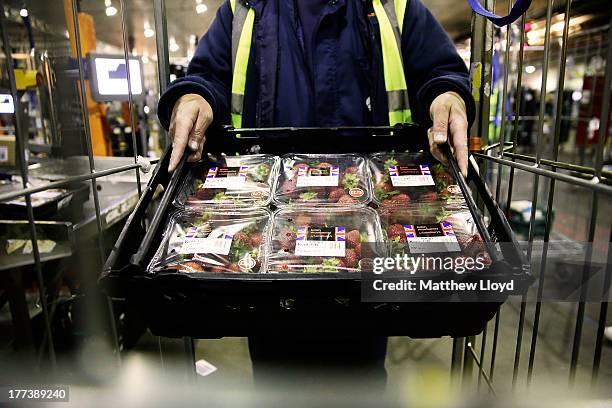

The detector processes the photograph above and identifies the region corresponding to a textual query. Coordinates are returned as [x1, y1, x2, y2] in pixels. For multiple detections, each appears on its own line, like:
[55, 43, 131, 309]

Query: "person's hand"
[168, 93, 213, 172]
[428, 91, 469, 177]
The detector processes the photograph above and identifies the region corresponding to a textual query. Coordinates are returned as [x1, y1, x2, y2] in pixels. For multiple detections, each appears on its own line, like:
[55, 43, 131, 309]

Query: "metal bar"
[489, 309, 501, 381]
[70, 0, 120, 356]
[526, 0, 573, 385]
[154, 0, 170, 95]
[0, 163, 147, 203]
[451, 337, 464, 384]
[502, 152, 612, 180]
[504, 13, 527, 215]
[462, 336, 475, 388]
[118, 0, 142, 197]
[473, 154, 612, 196]
[495, 0, 513, 204]
[477, 324, 488, 391]
[570, 13, 612, 385]
[184, 337, 196, 379]
[466, 342, 496, 395]
[592, 229, 612, 384]
[0, 3, 56, 369]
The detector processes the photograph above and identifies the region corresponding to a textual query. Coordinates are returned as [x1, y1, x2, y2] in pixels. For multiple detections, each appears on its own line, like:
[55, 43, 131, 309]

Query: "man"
[157, 0, 474, 386]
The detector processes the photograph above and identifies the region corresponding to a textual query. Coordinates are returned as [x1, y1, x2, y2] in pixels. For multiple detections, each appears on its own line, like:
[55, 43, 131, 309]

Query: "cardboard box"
[0, 135, 16, 167]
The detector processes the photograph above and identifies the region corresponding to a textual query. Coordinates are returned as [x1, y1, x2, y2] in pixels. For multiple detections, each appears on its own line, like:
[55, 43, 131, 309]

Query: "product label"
[203, 166, 248, 189]
[404, 222, 461, 253]
[180, 226, 233, 255]
[295, 226, 346, 257]
[389, 164, 435, 187]
[296, 165, 339, 187]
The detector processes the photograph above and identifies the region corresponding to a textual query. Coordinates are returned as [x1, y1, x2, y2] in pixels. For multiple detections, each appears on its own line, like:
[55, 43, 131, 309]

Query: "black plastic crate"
[99, 125, 532, 339]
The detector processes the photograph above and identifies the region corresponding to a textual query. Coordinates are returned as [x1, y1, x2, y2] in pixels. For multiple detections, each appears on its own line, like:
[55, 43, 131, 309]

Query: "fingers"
[449, 111, 469, 177]
[430, 101, 451, 145]
[428, 128, 448, 165]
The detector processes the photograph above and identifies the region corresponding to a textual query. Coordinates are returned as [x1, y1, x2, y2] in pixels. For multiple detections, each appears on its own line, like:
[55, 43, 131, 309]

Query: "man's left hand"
[428, 91, 469, 177]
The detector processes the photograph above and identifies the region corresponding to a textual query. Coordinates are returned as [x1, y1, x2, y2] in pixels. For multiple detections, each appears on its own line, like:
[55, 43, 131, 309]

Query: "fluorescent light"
[143, 105, 150, 114]
[169, 37, 180, 52]
[196, 3, 208, 14]
[105, 5, 118, 16]
[525, 65, 536, 74]
[144, 28, 155, 38]
[19, 8, 28, 17]
[572, 91, 582, 102]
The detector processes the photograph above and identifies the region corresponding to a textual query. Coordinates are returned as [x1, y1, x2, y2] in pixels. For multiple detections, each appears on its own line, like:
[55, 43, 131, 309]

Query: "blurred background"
[0, 0, 610, 404]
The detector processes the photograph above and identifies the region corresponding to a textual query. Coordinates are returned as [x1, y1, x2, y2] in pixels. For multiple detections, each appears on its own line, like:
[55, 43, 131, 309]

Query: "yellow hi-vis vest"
[229, 0, 411, 128]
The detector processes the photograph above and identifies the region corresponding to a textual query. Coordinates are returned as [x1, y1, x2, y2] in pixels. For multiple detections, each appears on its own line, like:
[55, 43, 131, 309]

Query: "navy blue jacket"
[157, 0, 475, 130]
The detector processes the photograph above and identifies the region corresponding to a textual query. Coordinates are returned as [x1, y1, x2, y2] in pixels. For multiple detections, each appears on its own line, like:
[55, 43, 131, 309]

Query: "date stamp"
[0, 386, 69, 402]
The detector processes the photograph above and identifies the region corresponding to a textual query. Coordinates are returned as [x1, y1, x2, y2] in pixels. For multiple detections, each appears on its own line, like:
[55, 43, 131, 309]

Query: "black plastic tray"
[99, 125, 532, 339]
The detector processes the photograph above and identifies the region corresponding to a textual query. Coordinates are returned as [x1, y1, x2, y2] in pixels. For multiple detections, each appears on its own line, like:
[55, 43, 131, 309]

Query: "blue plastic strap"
[467, 0, 532, 26]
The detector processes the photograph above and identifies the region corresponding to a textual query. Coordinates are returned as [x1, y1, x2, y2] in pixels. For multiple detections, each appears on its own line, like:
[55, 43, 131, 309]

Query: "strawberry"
[337, 194, 357, 204]
[354, 242, 362, 258]
[434, 169, 454, 185]
[387, 224, 406, 242]
[249, 232, 263, 247]
[386, 193, 410, 206]
[344, 248, 359, 268]
[233, 232, 251, 246]
[328, 188, 346, 202]
[227, 263, 242, 272]
[345, 166, 359, 174]
[419, 191, 438, 202]
[279, 178, 297, 195]
[177, 261, 205, 273]
[346, 229, 360, 248]
[317, 162, 334, 168]
[278, 228, 297, 251]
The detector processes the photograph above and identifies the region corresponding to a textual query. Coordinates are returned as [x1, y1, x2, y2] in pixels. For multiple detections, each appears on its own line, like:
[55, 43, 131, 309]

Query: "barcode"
[295, 240, 346, 257]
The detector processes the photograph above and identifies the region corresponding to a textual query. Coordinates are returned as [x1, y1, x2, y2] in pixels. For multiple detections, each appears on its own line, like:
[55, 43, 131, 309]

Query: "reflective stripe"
[230, 0, 254, 128]
[373, 0, 411, 125]
[394, 0, 407, 34]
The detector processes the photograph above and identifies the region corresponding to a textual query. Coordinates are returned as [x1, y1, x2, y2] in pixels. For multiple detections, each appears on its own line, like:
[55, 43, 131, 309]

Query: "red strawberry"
[346, 229, 360, 248]
[345, 166, 359, 174]
[328, 188, 346, 202]
[337, 194, 357, 204]
[278, 228, 297, 251]
[344, 248, 359, 268]
[249, 232, 263, 247]
[176, 261, 205, 273]
[386, 193, 410, 206]
[375, 181, 393, 192]
[354, 242, 362, 258]
[434, 170, 454, 185]
[419, 191, 439, 202]
[233, 232, 251, 246]
[279, 178, 298, 195]
[387, 223, 406, 242]
[227, 263, 242, 272]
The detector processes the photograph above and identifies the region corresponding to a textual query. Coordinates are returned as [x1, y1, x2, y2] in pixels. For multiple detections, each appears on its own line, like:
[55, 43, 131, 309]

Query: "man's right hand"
[168, 93, 213, 172]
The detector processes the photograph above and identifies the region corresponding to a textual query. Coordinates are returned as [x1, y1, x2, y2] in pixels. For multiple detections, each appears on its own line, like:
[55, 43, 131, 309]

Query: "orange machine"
[63, 0, 112, 156]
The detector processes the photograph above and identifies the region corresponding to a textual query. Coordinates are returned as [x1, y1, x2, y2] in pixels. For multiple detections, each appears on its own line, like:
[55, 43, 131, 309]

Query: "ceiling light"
[144, 21, 154, 38]
[19, 8, 28, 17]
[525, 65, 536, 74]
[105, 0, 117, 17]
[169, 37, 180, 52]
[143, 105, 150, 114]
[196, 0, 208, 14]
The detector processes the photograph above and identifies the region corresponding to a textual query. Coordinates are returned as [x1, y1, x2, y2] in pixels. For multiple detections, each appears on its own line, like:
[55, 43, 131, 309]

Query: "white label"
[404, 223, 461, 253]
[294, 226, 346, 257]
[22, 239, 57, 254]
[389, 164, 435, 187]
[180, 236, 233, 255]
[6, 189, 65, 208]
[296, 165, 339, 187]
[0, 146, 7, 162]
[195, 359, 218, 377]
[203, 166, 248, 189]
